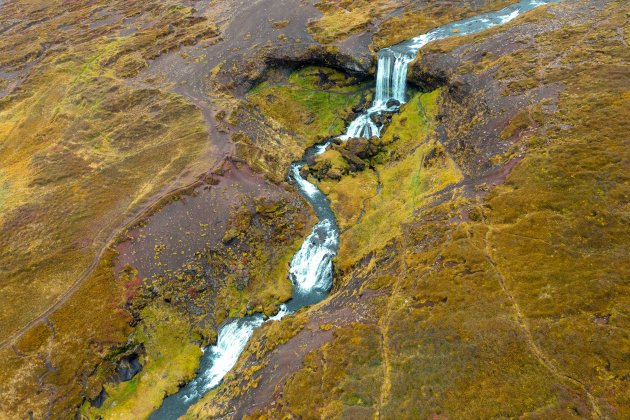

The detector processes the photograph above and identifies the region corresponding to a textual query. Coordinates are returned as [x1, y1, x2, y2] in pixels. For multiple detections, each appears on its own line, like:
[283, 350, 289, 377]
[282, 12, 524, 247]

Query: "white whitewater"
[288, 163, 339, 298]
[289, 219, 337, 293]
[150, 1, 559, 418]
[151, 157, 339, 420]
[340, 0, 560, 141]
[184, 316, 265, 399]
[374, 51, 416, 108]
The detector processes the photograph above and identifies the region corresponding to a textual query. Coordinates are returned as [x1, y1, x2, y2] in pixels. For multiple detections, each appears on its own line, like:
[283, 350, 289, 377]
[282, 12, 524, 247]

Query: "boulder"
[345, 137, 382, 159]
[345, 137, 371, 159]
[371, 112, 393, 127]
[339, 149, 366, 172]
[386, 98, 401, 108]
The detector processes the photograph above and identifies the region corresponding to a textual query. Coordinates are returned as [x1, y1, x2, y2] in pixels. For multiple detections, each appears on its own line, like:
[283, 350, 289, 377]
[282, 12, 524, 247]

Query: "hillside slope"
[190, 0, 629, 418]
[0, 0, 627, 418]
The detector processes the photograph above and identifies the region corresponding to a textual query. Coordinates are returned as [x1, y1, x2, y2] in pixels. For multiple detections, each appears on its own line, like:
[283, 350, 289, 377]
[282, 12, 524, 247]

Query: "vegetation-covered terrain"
[0, 1, 222, 417]
[192, 0, 630, 418]
[0, 0, 628, 418]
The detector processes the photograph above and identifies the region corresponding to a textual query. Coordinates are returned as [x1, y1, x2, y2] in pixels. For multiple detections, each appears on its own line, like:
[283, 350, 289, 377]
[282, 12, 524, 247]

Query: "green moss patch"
[247, 66, 370, 149]
[87, 302, 203, 419]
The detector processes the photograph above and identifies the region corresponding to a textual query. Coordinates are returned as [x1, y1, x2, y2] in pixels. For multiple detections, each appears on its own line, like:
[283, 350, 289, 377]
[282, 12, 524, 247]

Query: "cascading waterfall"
[149, 1, 559, 418]
[150, 153, 338, 420]
[374, 54, 392, 107]
[340, 0, 560, 141]
[374, 51, 415, 108]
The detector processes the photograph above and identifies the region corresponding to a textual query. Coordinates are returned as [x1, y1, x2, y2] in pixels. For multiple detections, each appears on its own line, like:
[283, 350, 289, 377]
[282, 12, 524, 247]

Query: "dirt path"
[376, 235, 409, 417]
[480, 227, 605, 419]
[0, 158, 225, 351]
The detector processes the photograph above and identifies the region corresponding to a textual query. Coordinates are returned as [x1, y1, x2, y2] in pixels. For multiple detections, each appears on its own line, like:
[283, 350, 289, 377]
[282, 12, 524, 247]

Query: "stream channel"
[150, 1, 559, 417]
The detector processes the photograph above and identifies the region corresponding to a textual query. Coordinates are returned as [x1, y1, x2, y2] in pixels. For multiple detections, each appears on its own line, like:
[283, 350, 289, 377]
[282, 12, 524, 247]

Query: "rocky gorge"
[0, 0, 628, 419]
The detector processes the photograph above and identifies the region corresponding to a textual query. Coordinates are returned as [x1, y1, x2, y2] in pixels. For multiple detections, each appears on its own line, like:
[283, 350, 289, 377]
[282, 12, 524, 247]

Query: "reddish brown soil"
[116, 160, 296, 280]
[231, 256, 388, 417]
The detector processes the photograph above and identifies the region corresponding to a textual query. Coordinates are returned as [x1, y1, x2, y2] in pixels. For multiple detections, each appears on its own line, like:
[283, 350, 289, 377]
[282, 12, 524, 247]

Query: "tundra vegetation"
[0, 1, 223, 417]
[191, 0, 629, 418]
[0, 0, 628, 418]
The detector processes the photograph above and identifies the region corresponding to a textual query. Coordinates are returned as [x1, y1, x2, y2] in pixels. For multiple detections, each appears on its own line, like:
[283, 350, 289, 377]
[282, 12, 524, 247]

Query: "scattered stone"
[255, 197, 285, 214]
[371, 112, 393, 128]
[593, 314, 610, 325]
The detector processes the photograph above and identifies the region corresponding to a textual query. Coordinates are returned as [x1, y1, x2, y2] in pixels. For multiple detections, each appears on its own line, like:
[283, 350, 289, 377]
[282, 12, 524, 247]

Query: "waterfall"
[374, 50, 415, 109]
[186, 316, 265, 397]
[289, 219, 337, 294]
[287, 164, 338, 299]
[149, 2, 560, 418]
[374, 54, 390, 107]
[343, 113, 379, 139]
[340, 49, 414, 140]
[340, 0, 560, 142]
[339, 48, 414, 141]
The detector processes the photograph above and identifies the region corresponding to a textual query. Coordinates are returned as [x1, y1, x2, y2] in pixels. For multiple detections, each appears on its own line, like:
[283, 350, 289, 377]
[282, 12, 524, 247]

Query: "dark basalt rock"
[345, 137, 371, 159]
[448, 76, 472, 102]
[339, 149, 366, 172]
[116, 353, 142, 382]
[407, 59, 451, 92]
[386, 98, 401, 108]
[90, 387, 108, 408]
[352, 92, 372, 113]
[371, 112, 393, 128]
[345, 137, 381, 159]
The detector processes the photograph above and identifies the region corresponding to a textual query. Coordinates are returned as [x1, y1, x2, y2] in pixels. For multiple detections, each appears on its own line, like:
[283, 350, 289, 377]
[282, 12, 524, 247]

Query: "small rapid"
[150, 1, 558, 417]
[150, 148, 338, 419]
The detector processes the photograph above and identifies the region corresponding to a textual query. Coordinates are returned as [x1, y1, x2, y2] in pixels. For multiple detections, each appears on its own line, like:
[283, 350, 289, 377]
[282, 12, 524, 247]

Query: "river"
[150, 1, 559, 417]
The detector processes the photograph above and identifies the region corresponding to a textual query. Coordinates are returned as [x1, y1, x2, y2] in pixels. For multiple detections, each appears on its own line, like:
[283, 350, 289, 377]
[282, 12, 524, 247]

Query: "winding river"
[150, 1, 559, 417]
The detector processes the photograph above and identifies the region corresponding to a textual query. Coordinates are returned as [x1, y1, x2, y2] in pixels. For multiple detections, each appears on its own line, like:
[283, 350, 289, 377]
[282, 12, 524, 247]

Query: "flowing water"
[150, 1, 558, 417]
[150, 147, 338, 419]
[339, 0, 560, 140]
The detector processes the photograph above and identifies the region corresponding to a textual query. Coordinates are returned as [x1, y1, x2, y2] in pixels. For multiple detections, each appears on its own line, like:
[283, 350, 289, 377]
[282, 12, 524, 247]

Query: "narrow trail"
[0, 159, 226, 352]
[480, 227, 605, 419]
[377, 235, 409, 418]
